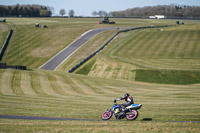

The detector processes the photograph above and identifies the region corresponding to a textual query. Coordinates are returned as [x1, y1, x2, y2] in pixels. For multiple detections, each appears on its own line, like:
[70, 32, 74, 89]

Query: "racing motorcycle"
[101, 101, 142, 120]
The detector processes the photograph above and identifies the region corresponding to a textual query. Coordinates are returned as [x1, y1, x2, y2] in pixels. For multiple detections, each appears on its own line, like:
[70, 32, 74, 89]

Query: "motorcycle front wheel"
[126, 110, 138, 120]
[101, 110, 113, 120]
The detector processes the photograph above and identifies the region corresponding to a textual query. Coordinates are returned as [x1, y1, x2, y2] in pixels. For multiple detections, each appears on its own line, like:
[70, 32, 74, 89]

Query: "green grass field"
[0, 22, 9, 49]
[75, 21, 200, 84]
[0, 18, 200, 132]
[0, 69, 200, 132]
[1, 18, 166, 69]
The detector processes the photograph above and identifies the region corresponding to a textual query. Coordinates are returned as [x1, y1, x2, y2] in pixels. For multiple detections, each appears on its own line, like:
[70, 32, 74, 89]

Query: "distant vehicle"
[101, 100, 142, 120]
[0, 18, 6, 22]
[41, 25, 48, 28]
[98, 17, 115, 24]
[176, 21, 184, 25]
[35, 23, 39, 28]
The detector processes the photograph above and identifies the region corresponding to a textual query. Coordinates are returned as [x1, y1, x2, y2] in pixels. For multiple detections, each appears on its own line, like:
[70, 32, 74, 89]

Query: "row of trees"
[110, 5, 200, 18]
[92, 11, 109, 17]
[0, 4, 52, 17]
[59, 9, 75, 17]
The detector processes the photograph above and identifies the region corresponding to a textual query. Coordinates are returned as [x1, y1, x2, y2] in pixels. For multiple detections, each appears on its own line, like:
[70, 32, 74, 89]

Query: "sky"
[0, 0, 200, 16]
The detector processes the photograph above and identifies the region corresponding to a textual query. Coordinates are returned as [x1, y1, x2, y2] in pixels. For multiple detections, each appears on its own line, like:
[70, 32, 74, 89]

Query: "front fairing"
[112, 104, 120, 111]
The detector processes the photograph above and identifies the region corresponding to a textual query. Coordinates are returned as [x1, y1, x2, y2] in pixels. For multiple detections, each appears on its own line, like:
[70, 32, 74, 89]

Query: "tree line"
[110, 5, 200, 18]
[59, 9, 75, 17]
[0, 4, 52, 17]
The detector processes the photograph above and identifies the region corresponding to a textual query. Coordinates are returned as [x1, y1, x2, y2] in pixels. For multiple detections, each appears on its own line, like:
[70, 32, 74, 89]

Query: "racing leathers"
[114, 95, 134, 110]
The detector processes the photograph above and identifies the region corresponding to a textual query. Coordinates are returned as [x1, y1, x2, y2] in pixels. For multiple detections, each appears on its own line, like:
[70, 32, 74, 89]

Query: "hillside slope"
[73, 22, 200, 84]
[0, 69, 200, 121]
[1, 18, 164, 69]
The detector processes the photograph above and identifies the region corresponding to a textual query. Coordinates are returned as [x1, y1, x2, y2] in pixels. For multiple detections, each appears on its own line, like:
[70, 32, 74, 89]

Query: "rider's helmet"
[124, 93, 130, 99]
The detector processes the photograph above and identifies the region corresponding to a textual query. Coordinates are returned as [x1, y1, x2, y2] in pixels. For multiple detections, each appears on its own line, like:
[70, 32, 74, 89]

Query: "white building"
[149, 15, 165, 19]
[149, 16, 156, 19]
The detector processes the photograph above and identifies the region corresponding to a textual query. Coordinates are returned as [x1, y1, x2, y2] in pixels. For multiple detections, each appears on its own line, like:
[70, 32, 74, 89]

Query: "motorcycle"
[101, 101, 142, 120]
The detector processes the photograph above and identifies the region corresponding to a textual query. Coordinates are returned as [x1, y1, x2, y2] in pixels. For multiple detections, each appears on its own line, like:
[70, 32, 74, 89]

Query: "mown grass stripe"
[58, 73, 85, 95]
[53, 74, 76, 95]
[191, 31, 200, 58]
[119, 31, 144, 57]
[30, 71, 48, 96]
[133, 31, 155, 57]
[155, 31, 176, 57]
[117, 64, 133, 80]
[45, 72, 69, 96]
[11, 70, 24, 95]
[165, 31, 184, 57]
[2, 31, 42, 64]
[38, 71, 62, 96]
[76, 77, 105, 95]
[117, 32, 138, 56]
[0, 70, 15, 95]
[54, 74, 80, 95]
[173, 31, 188, 57]
[96, 63, 109, 78]
[176, 31, 192, 58]
[129, 58, 200, 70]
[2, 27, 47, 67]
[111, 65, 121, 79]
[137, 31, 161, 57]
[8, 30, 45, 58]
[146, 31, 167, 57]
[20, 71, 37, 96]
[11, 27, 34, 45]
[0, 70, 5, 95]
[67, 76, 92, 95]
[109, 31, 142, 58]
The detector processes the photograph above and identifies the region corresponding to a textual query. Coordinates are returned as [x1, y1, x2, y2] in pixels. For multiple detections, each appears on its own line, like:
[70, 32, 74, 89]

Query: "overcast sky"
[0, 0, 200, 16]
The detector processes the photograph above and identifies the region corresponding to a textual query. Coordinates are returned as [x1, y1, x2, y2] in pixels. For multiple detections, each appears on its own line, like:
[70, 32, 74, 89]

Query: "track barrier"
[0, 29, 26, 70]
[68, 25, 173, 73]
[0, 63, 26, 70]
[0, 29, 13, 61]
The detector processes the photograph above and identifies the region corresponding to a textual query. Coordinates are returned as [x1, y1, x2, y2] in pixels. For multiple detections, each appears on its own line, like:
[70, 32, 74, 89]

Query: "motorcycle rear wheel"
[101, 110, 112, 120]
[126, 110, 138, 120]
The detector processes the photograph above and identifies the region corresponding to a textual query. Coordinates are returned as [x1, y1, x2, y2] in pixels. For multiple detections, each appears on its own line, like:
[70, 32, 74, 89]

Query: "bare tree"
[68, 9, 75, 17]
[98, 11, 108, 17]
[92, 11, 98, 17]
[47, 6, 55, 16]
[59, 9, 66, 17]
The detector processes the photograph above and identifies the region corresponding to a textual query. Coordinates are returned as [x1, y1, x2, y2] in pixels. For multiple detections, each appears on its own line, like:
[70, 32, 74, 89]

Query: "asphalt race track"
[39, 27, 125, 70]
[0, 115, 200, 123]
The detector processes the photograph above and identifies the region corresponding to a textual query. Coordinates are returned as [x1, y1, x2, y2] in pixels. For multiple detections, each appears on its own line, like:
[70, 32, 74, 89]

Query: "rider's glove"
[114, 99, 117, 103]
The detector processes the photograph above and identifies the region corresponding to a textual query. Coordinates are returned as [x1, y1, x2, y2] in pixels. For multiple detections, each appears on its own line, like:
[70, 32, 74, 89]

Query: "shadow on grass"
[142, 118, 153, 121]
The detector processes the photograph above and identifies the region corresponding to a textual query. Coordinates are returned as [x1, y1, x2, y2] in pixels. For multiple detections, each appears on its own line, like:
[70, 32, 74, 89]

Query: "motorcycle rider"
[114, 93, 134, 111]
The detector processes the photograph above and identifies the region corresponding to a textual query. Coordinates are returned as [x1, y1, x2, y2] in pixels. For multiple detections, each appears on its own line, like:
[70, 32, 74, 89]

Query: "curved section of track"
[38, 27, 124, 70]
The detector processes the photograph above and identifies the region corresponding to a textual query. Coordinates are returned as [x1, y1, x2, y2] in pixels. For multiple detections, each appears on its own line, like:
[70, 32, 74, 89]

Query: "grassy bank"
[135, 70, 200, 85]
[0, 18, 200, 132]
[0, 69, 200, 121]
[0, 120, 200, 133]
[0, 23, 9, 49]
[73, 21, 200, 84]
[1, 18, 166, 69]
[0, 69, 200, 132]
